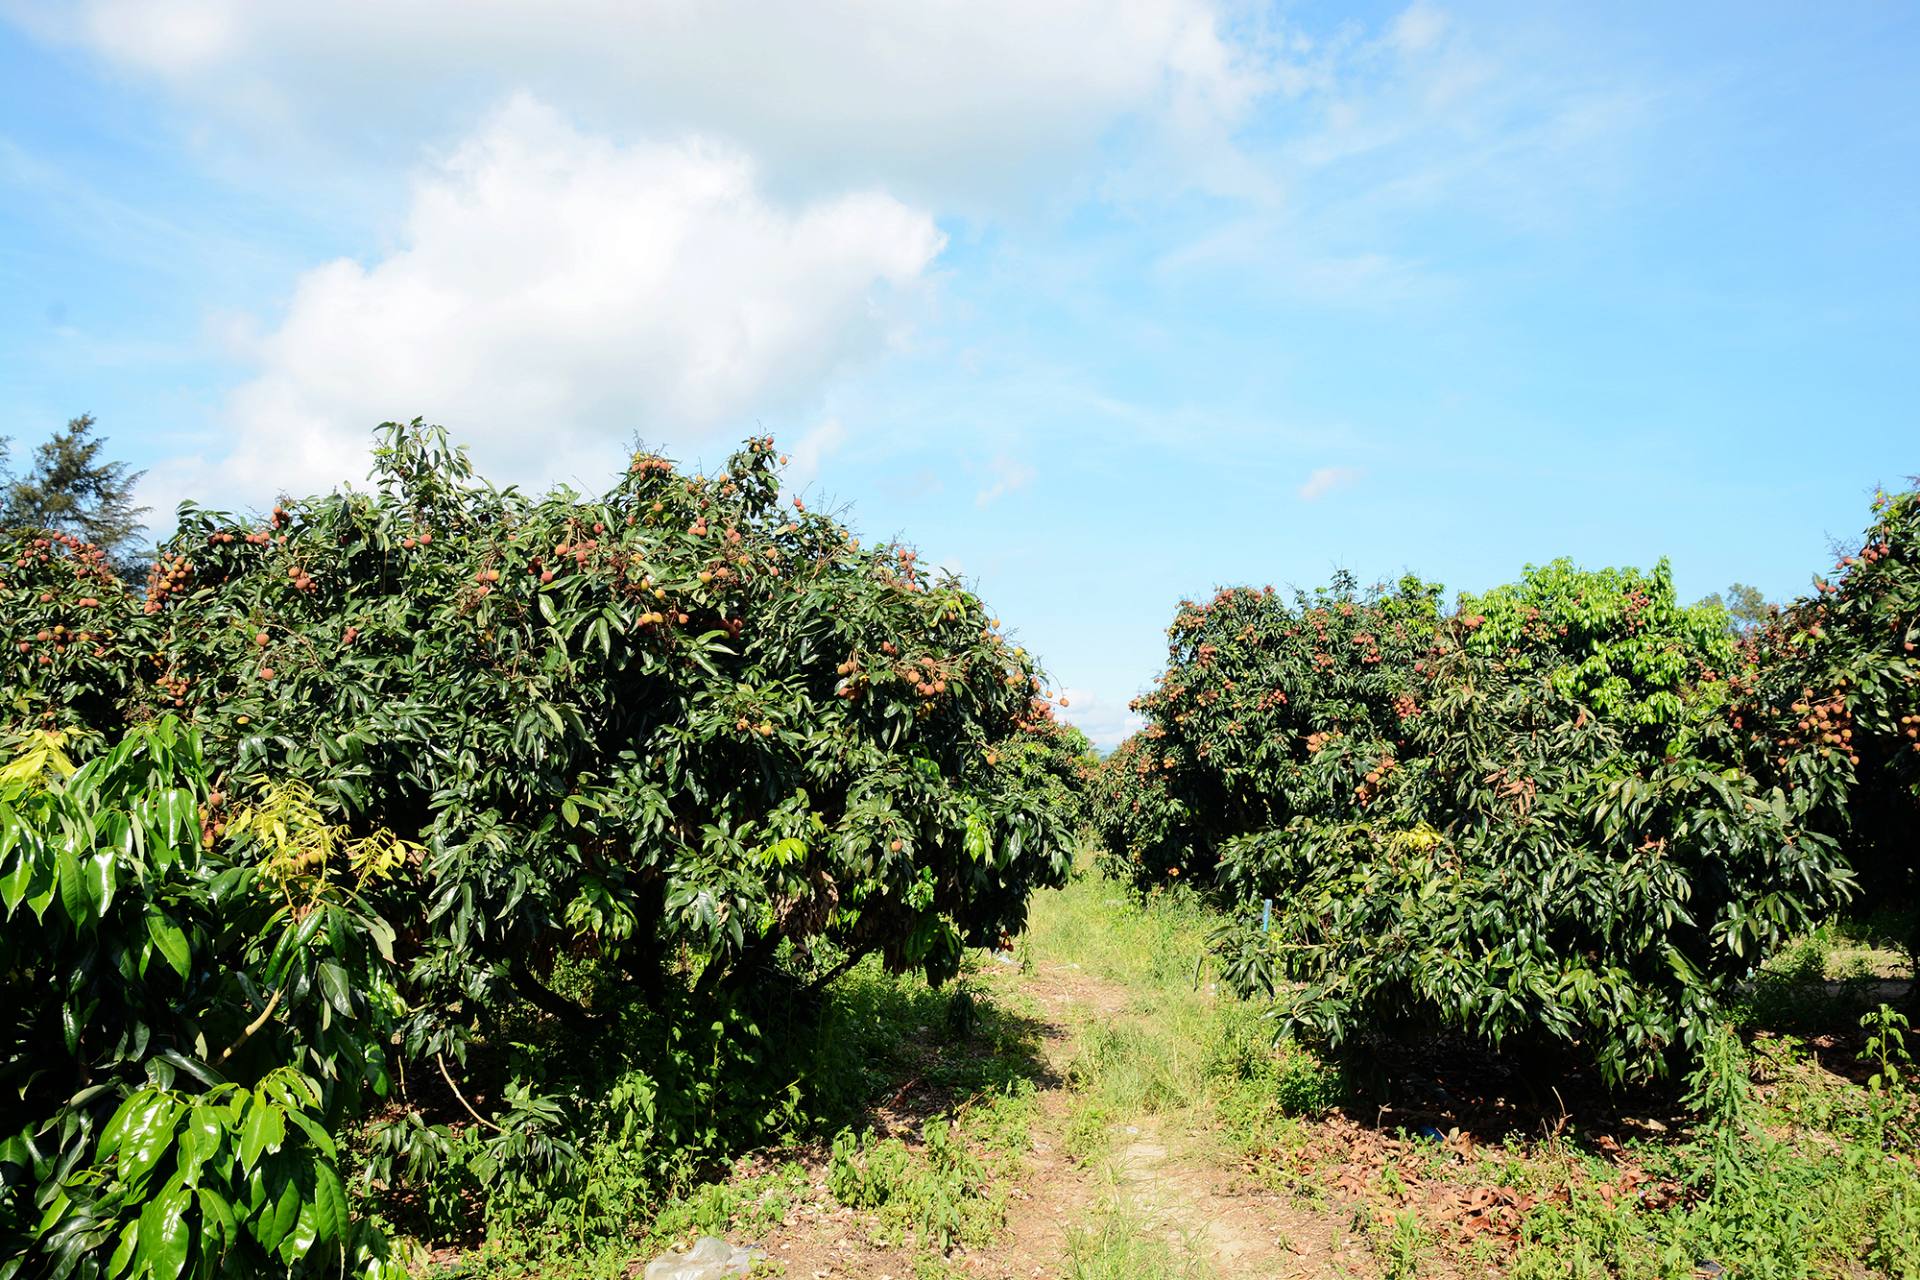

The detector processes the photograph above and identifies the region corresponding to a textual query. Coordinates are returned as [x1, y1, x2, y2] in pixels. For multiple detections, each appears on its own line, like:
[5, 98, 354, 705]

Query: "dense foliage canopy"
[1740, 480, 1920, 964]
[1, 423, 1078, 1273]
[1093, 572, 1440, 884]
[0, 720, 403, 1278]
[3, 407, 1911, 1271]
[1107, 560, 1859, 1083]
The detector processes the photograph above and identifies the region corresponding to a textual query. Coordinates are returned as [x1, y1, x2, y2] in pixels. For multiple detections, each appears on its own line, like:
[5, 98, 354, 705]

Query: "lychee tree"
[0, 530, 144, 744]
[1118, 561, 1854, 1084]
[987, 721, 1097, 848]
[6, 422, 1072, 1007]
[1087, 729, 1190, 884]
[0, 719, 406, 1279]
[1104, 571, 1441, 886]
[1740, 480, 1920, 971]
[0, 421, 1079, 1234]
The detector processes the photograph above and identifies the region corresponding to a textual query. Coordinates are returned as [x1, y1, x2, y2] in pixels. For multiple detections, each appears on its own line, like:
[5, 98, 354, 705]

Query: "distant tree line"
[0, 413, 149, 580]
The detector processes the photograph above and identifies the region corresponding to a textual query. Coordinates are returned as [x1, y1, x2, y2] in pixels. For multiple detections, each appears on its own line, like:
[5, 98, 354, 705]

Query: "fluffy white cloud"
[1298, 465, 1362, 501]
[782, 418, 850, 493]
[1057, 687, 1144, 752]
[150, 96, 943, 510]
[6, 0, 1264, 204]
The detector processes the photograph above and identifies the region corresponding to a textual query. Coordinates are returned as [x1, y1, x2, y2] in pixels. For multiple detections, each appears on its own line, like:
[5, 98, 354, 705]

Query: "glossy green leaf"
[144, 912, 191, 981]
[238, 1099, 285, 1169]
[136, 1175, 192, 1280]
[116, 1093, 181, 1188]
[311, 1160, 349, 1244]
[316, 962, 354, 1019]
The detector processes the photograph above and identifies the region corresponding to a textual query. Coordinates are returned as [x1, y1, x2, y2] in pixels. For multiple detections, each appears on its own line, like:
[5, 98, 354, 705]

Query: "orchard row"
[0, 424, 1090, 1278]
[1092, 486, 1920, 1086]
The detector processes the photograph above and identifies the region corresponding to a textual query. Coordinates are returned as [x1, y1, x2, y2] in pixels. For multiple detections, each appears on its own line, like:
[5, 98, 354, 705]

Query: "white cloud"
[148, 96, 943, 512]
[1157, 5, 1653, 290]
[783, 418, 849, 492]
[1275, 6, 1650, 224]
[6, 0, 1265, 206]
[1298, 465, 1362, 501]
[1057, 687, 1144, 752]
[974, 455, 1036, 507]
[1390, 2, 1449, 56]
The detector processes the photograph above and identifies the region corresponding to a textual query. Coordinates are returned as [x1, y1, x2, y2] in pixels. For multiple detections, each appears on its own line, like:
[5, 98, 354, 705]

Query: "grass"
[1023, 874, 1358, 1268]
[1022, 876, 1336, 1148]
[1028, 873, 1920, 1280]
[1498, 1017, 1920, 1280]
[643, 1163, 808, 1254]
[1063, 1194, 1216, 1280]
[392, 951, 1048, 1279]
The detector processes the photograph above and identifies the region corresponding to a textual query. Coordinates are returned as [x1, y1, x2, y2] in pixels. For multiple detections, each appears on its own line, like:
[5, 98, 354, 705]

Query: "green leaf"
[84, 847, 116, 914]
[145, 912, 191, 981]
[55, 845, 90, 924]
[278, 1200, 318, 1267]
[238, 1099, 286, 1169]
[311, 1161, 349, 1244]
[282, 1108, 338, 1161]
[117, 1093, 182, 1188]
[0, 848, 30, 914]
[137, 1174, 192, 1280]
[195, 1188, 237, 1255]
[254, 1172, 301, 1252]
[158, 788, 196, 854]
[176, 1104, 223, 1186]
[106, 1219, 138, 1280]
[757, 836, 806, 867]
[316, 962, 355, 1018]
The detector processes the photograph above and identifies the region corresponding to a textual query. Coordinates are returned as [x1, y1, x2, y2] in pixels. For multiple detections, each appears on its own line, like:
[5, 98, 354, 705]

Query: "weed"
[644, 1165, 805, 1252]
[1509, 1025, 1920, 1279]
[1063, 1197, 1215, 1280]
[1378, 1209, 1427, 1280]
[824, 1115, 1010, 1252]
[1063, 1100, 1114, 1166]
[1862, 1003, 1913, 1094]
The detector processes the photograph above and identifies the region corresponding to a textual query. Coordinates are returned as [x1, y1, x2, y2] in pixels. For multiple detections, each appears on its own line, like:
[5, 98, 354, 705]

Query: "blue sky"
[2, 1, 1915, 746]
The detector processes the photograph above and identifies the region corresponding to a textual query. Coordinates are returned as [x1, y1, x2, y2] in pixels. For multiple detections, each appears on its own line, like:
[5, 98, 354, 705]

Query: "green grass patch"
[1025, 876, 1342, 1162]
[1063, 1196, 1216, 1280]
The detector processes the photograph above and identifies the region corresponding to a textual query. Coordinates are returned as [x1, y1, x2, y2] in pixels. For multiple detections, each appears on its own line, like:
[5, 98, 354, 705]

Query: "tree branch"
[693, 930, 782, 1003]
[216, 987, 283, 1066]
[436, 1054, 503, 1134]
[799, 944, 874, 1002]
[506, 956, 594, 1032]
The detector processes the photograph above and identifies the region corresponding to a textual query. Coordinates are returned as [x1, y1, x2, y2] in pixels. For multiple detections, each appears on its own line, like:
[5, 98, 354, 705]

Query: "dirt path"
[1103, 1121, 1355, 1278]
[1013, 961, 1360, 1277]
[635, 875, 1920, 1280]
[752, 959, 1372, 1280]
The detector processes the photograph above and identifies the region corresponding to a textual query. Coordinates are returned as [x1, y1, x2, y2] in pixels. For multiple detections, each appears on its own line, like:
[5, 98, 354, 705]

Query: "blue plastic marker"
[1262, 898, 1271, 932]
